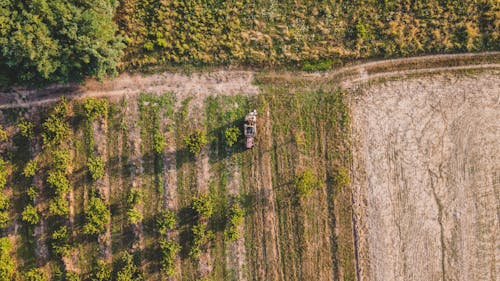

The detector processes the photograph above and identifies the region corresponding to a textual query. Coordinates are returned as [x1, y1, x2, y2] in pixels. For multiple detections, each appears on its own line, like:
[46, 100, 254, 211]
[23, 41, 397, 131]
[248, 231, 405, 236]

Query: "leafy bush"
[157, 210, 176, 235]
[152, 130, 166, 154]
[66, 272, 81, 281]
[224, 127, 241, 147]
[294, 169, 320, 198]
[24, 268, 47, 281]
[0, 193, 9, 228]
[224, 200, 244, 241]
[83, 196, 110, 235]
[22, 204, 40, 225]
[84, 99, 109, 121]
[91, 259, 111, 281]
[48, 197, 69, 216]
[334, 167, 350, 188]
[51, 226, 69, 256]
[52, 149, 70, 172]
[126, 189, 143, 225]
[42, 100, 70, 147]
[87, 156, 105, 181]
[27, 187, 37, 202]
[17, 119, 34, 139]
[0, 212, 8, 228]
[23, 159, 38, 178]
[0, 238, 14, 280]
[0, 159, 8, 189]
[301, 59, 334, 72]
[184, 130, 208, 155]
[189, 223, 214, 259]
[116, 252, 142, 281]
[126, 208, 143, 225]
[0, 126, 7, 142]
[192, 194, 214, 219]
[47, 170, 70, 195]
[127, 190, 143, 206]
[158, 238, 180, 277]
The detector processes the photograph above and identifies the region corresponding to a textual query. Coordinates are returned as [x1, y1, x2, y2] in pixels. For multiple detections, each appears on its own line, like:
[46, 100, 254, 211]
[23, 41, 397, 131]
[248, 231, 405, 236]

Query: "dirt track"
[351, 71, 499, 281]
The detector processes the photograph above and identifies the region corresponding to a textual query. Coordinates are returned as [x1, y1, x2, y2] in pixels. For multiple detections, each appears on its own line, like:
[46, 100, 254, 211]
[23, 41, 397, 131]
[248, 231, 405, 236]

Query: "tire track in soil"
[225, 150, 247, 281]
[196, 145, 213, 279]
[252, 107, 283, 281]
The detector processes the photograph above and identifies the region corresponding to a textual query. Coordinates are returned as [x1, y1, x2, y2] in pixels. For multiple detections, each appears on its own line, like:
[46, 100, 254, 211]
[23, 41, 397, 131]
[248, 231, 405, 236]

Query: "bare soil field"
[351, 71, 499, 281]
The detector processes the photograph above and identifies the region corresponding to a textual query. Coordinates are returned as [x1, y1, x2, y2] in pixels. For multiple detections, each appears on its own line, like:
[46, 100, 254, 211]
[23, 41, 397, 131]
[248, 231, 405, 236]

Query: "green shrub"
[66, 272, 81, 281]
[0, 238, 14, 280]
[192, 194, 213, 219]
[23, 159, 38, 178]
[0, 212, 8, 228]
[91, 259, 111, 281]
[294, 169, 320, 198]
[52, 150, 70, 172]
[47, 170, 70, 195]
[87, 156, 105, 181]
[83, 196, 110, 235]
[224, 200, 244, 241]
[116, 252, 142, 281]
[22, 204, 40, 225]
[0, 193, 9, 211]
[334, 167, 350, 188]
[84, 99, 109, 121]
[0, 193, 9, 228]
[184, 130, 208, 155]
[158, 238, 180, 276]
[189, 223, 214, 259]
[27, 187, 37, 202]
[127, 190, 143, 206]
[0, 159, 8, 189]
[42, 114, 69, 147]
[126, 208, 143, 225]
[157, 210, 176, 235]
[301, 59, 333, 72]
[152, 129, 166, 154]
[224, 127, 240, 147]
[24, 268, 47, 281]
[51, 226, 69, 256]
[18, 119, 34, 139]
[48, 197, 69, 216]
[0, 126, 7, 142]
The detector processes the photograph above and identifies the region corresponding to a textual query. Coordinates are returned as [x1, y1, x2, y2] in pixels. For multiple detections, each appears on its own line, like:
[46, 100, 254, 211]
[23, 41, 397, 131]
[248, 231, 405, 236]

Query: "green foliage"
[83, 195, 110, 235]
[42, 100, 70, 147]
[66, 272, 81, 281]
[302, 59, 334, 72]
[126, 208, 143, 225]
[51, 226, 69, 256]
[334, 167, 351, 189]
[157, 210, 176, 236]
[21, 204, 40, 225]
[48, 197, 69, 216]
[127, 190, 143, 206]
[52, 149, 70, 172]
[0, 193, 9, 228]
[24, 268, 47, 281]
[47, 170, 70, 195]
[224, 199, 245, 241]
[116, 252, 142, 281]
[158, 238, 180, 277]
[189, 223, 214, 259]
[0, 125, 7, 142]
[192, 194, 214, 218]
[0, 159, 7, 189]
[23, 159, 38, 178]
[138, 93, 175, 155]
[0, 238, 14, 281]
[91, 259, 111, 281]
[294, 169, 320, 198]
[87, 156, 105, 181]
[0, 0, 124, 85]
[27, 187, 37, 202]
[224, 127, 240, 147]
[0, 212, 8, 229]
[126, 189, 143, 225]
[17, 119, 34, 139]
[184, 130, 208, 155]
[84, 99, 109, 121]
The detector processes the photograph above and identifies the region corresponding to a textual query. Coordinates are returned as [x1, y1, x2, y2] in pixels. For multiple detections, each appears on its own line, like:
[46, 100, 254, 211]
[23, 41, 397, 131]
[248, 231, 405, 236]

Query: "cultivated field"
[351, 71, 499, 281]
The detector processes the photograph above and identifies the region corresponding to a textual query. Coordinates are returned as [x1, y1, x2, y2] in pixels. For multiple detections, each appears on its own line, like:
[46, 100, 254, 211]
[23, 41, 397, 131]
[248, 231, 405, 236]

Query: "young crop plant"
[83, 195, 110, 235]
[184, 130, 208, 155]
[66, 272, 81, 281]
[159, 238, 180, 277]
[24, 268, 47, 281]
[91, 259, 111, 281]
[126, 189, 143, 225]
[189, 223, 214, 259]
[84, 98, 109, 121]
[293, 168, 321, 198]
[17, 119, 34, 139]
[224, 199, 245, 241]
[48, 197, 69, 217]
[0, 193, 9, 228]
[0, 159, 8, 189]
[116, 252, 142, 281]
[21, 204, 40, 225]
[42, 99, 70, 147]
[157, 210, 176, 235]
[192, 194, 214, 219]
[87, 156, 105, 181]
[224, 126, 241, 147]
[51, 226, 70, 257]
[0, 125, 7, 142]
[0, 238, 14, 280]
[22, 159, 38, 178]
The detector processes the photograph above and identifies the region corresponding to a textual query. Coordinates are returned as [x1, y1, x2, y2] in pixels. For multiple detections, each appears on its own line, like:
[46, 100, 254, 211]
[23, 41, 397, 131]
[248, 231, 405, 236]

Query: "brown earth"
[351, 71, 499, 281]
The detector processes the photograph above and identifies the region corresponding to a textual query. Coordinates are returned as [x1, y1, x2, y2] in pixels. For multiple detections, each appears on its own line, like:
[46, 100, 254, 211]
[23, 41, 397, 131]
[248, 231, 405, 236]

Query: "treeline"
[0, 0, 123, 86]
[1, 0, 499, 85]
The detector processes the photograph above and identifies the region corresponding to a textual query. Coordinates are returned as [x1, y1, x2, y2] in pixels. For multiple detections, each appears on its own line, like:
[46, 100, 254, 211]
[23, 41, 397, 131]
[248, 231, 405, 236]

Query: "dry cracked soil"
[351, 71, 499, 281]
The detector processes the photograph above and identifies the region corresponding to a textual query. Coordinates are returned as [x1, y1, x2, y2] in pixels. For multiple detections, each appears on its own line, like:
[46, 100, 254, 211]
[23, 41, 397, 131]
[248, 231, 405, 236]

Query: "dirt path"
[0, 53, 497, 110]
[351, 71, 499, 281]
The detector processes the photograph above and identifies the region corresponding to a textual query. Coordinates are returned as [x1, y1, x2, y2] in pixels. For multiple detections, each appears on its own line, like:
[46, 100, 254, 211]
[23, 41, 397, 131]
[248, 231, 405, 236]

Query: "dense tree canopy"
[0, 0, 124, 86]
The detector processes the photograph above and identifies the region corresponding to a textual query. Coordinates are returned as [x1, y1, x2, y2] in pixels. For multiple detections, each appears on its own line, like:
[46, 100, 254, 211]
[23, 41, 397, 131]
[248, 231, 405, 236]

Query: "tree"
[83, 196, 110, 235]
[0, 0, 124, 86]
[0, 238, 14, 281]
